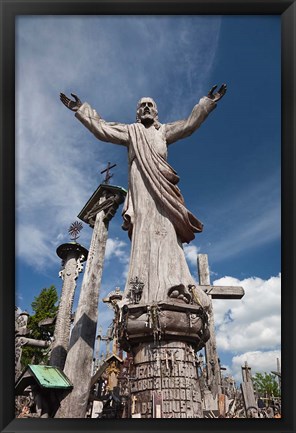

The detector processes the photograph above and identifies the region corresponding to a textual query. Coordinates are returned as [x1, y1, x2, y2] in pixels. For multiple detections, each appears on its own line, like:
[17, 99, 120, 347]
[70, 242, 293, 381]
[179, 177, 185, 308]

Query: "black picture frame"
[0, 1, 295, 432]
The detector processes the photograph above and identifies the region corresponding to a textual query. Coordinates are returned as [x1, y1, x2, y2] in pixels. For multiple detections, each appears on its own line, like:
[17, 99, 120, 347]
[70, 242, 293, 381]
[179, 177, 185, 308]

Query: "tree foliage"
[252, 372, 280, 398]
[21, 285, 58, 368]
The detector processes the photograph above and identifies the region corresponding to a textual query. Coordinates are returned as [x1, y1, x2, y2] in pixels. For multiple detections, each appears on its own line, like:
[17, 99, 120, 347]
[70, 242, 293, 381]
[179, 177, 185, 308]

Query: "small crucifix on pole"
[101, 162, 117, 184]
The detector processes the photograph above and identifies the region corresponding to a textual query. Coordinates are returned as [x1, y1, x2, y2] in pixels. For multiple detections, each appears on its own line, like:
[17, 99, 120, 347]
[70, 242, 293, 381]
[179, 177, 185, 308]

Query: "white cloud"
[229, 350, 281, 383]
[211, 274, 281, 361]
[105, 238, 128, 262]
[16, 224, 59, 270]
[184, 244, 200, 266]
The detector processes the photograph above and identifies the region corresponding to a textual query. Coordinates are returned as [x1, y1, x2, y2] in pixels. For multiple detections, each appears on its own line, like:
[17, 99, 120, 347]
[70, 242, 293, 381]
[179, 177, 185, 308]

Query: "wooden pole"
[241, 361, 258, 416]
[197, 254, 221, 398]
[55, 195, 108, 418]
[55, 185, 126, 418]
[49, 243, 87, 370]
[196, 253, 244, 407]
[277, 357, 281, 389]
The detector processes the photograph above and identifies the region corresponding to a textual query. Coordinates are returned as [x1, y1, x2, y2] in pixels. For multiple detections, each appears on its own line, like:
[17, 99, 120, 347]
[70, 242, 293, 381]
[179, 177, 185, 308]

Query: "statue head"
[136, 97, 159, 126]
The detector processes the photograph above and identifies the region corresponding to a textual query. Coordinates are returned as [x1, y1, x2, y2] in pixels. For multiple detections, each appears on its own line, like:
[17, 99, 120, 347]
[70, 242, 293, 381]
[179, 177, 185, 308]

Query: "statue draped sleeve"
[75, 102, 129, 145]
[165, 96, 216, 144]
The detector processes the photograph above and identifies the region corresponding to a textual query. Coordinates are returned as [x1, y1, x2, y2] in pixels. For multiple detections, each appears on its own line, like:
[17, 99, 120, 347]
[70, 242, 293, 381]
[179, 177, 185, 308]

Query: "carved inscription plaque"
[130, 342, 202, 418]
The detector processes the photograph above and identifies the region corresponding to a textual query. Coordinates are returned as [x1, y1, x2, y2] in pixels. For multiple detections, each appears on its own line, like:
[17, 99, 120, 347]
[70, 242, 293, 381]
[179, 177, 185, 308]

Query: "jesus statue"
[60, 84, 226, 310]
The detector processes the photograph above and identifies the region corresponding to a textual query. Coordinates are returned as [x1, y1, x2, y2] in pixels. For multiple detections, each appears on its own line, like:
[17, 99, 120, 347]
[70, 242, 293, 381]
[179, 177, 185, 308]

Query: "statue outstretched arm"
[60, 93, 129, 146]
[165, 84, 227, 145]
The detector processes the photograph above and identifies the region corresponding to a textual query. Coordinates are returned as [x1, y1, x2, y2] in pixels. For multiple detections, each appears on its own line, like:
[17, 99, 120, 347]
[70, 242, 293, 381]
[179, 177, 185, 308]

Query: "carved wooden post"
[241, 361, 258, 417]
[197, 253, 245, 413]
[118, 292, 208, 417]
[197, 254, 221, 399]
[15, 311, 30, 379]
[55, 184, 126, 418]
[128, 341, 203, 418]
[49, 243, 88, 370]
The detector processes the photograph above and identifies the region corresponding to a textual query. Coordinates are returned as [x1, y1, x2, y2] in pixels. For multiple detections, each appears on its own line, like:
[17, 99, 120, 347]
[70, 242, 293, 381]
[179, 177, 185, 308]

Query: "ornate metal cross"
[68, 221, 83, 241]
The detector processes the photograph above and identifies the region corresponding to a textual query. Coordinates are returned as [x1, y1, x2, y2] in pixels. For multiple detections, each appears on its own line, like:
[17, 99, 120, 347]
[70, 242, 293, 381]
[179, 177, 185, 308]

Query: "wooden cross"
[197, 254, 245, 400]
[101, 162, 117, 184]
[241, 361, 257, 413]
[100, 335, 113, 356]
[242, 361, 252, 382]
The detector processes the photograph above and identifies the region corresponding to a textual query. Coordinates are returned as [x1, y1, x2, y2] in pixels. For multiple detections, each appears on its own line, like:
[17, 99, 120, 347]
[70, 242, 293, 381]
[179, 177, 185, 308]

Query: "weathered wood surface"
[120, 301, 207, 350]
[197, 254, 245, 401]
[197, 254, 221, 399]
[241, 362, 258, 416]
[218, 394, 226, 417]
[15, 312, 30, 377]
[130, 341, 203, 418]
[200, 285, 244, 299]
[18, 337, 51, 348]
[50, 245, 87, 370]
[241, 382, 257, 414]
[55, 195, 108, 418]
[74, 96, 217, 310]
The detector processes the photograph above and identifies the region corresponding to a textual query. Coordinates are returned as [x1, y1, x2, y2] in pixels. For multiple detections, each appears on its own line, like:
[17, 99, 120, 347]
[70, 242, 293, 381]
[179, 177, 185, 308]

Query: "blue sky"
[15, 15, 281, 383]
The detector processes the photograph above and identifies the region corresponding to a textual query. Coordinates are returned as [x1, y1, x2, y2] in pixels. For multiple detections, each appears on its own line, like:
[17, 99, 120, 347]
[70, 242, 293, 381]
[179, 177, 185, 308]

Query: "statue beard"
[136, 113, 161, 130]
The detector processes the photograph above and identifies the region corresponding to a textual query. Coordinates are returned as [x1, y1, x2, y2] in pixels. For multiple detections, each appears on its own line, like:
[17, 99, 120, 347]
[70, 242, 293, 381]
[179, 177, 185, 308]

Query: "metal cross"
[101, 162, 117, 184]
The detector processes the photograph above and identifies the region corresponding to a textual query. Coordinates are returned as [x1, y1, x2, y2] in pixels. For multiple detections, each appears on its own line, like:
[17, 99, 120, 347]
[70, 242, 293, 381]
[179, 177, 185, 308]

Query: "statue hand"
[60, 92, 82, 111]
[207, 83, 227, 102]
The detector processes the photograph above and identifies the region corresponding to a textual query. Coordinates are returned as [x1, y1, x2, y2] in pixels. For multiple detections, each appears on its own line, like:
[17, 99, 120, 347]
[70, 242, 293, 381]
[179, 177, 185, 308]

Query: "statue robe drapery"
[75, 97, 216, 307]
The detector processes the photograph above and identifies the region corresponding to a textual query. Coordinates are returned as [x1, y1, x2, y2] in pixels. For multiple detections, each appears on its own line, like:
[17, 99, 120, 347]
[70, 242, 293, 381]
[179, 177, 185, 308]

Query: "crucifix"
[101, 162, 117, 184]
[197, 254, 245, 400]
[242, 361, 252, 382]
[131, 395, 137, 414]
[102, 287, 124, 356]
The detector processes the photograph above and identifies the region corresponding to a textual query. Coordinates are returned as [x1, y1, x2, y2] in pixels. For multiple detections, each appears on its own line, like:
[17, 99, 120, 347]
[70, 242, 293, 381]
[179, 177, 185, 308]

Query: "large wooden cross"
[197, 254, 245, 400]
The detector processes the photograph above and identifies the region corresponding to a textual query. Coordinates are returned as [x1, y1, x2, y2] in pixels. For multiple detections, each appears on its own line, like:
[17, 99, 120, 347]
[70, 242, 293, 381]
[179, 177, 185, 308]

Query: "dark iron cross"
[101, 162, 117, 184]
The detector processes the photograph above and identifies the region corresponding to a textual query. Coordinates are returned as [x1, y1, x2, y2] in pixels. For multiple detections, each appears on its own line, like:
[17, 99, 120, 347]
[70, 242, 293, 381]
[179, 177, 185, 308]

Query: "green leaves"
[252, 372, 280, 398]
[21, 285, 58, 368]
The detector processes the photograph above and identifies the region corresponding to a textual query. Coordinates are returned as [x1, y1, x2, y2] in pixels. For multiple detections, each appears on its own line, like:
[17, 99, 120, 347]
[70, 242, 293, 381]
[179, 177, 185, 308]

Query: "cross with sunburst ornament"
[68, 221, 83, 242]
